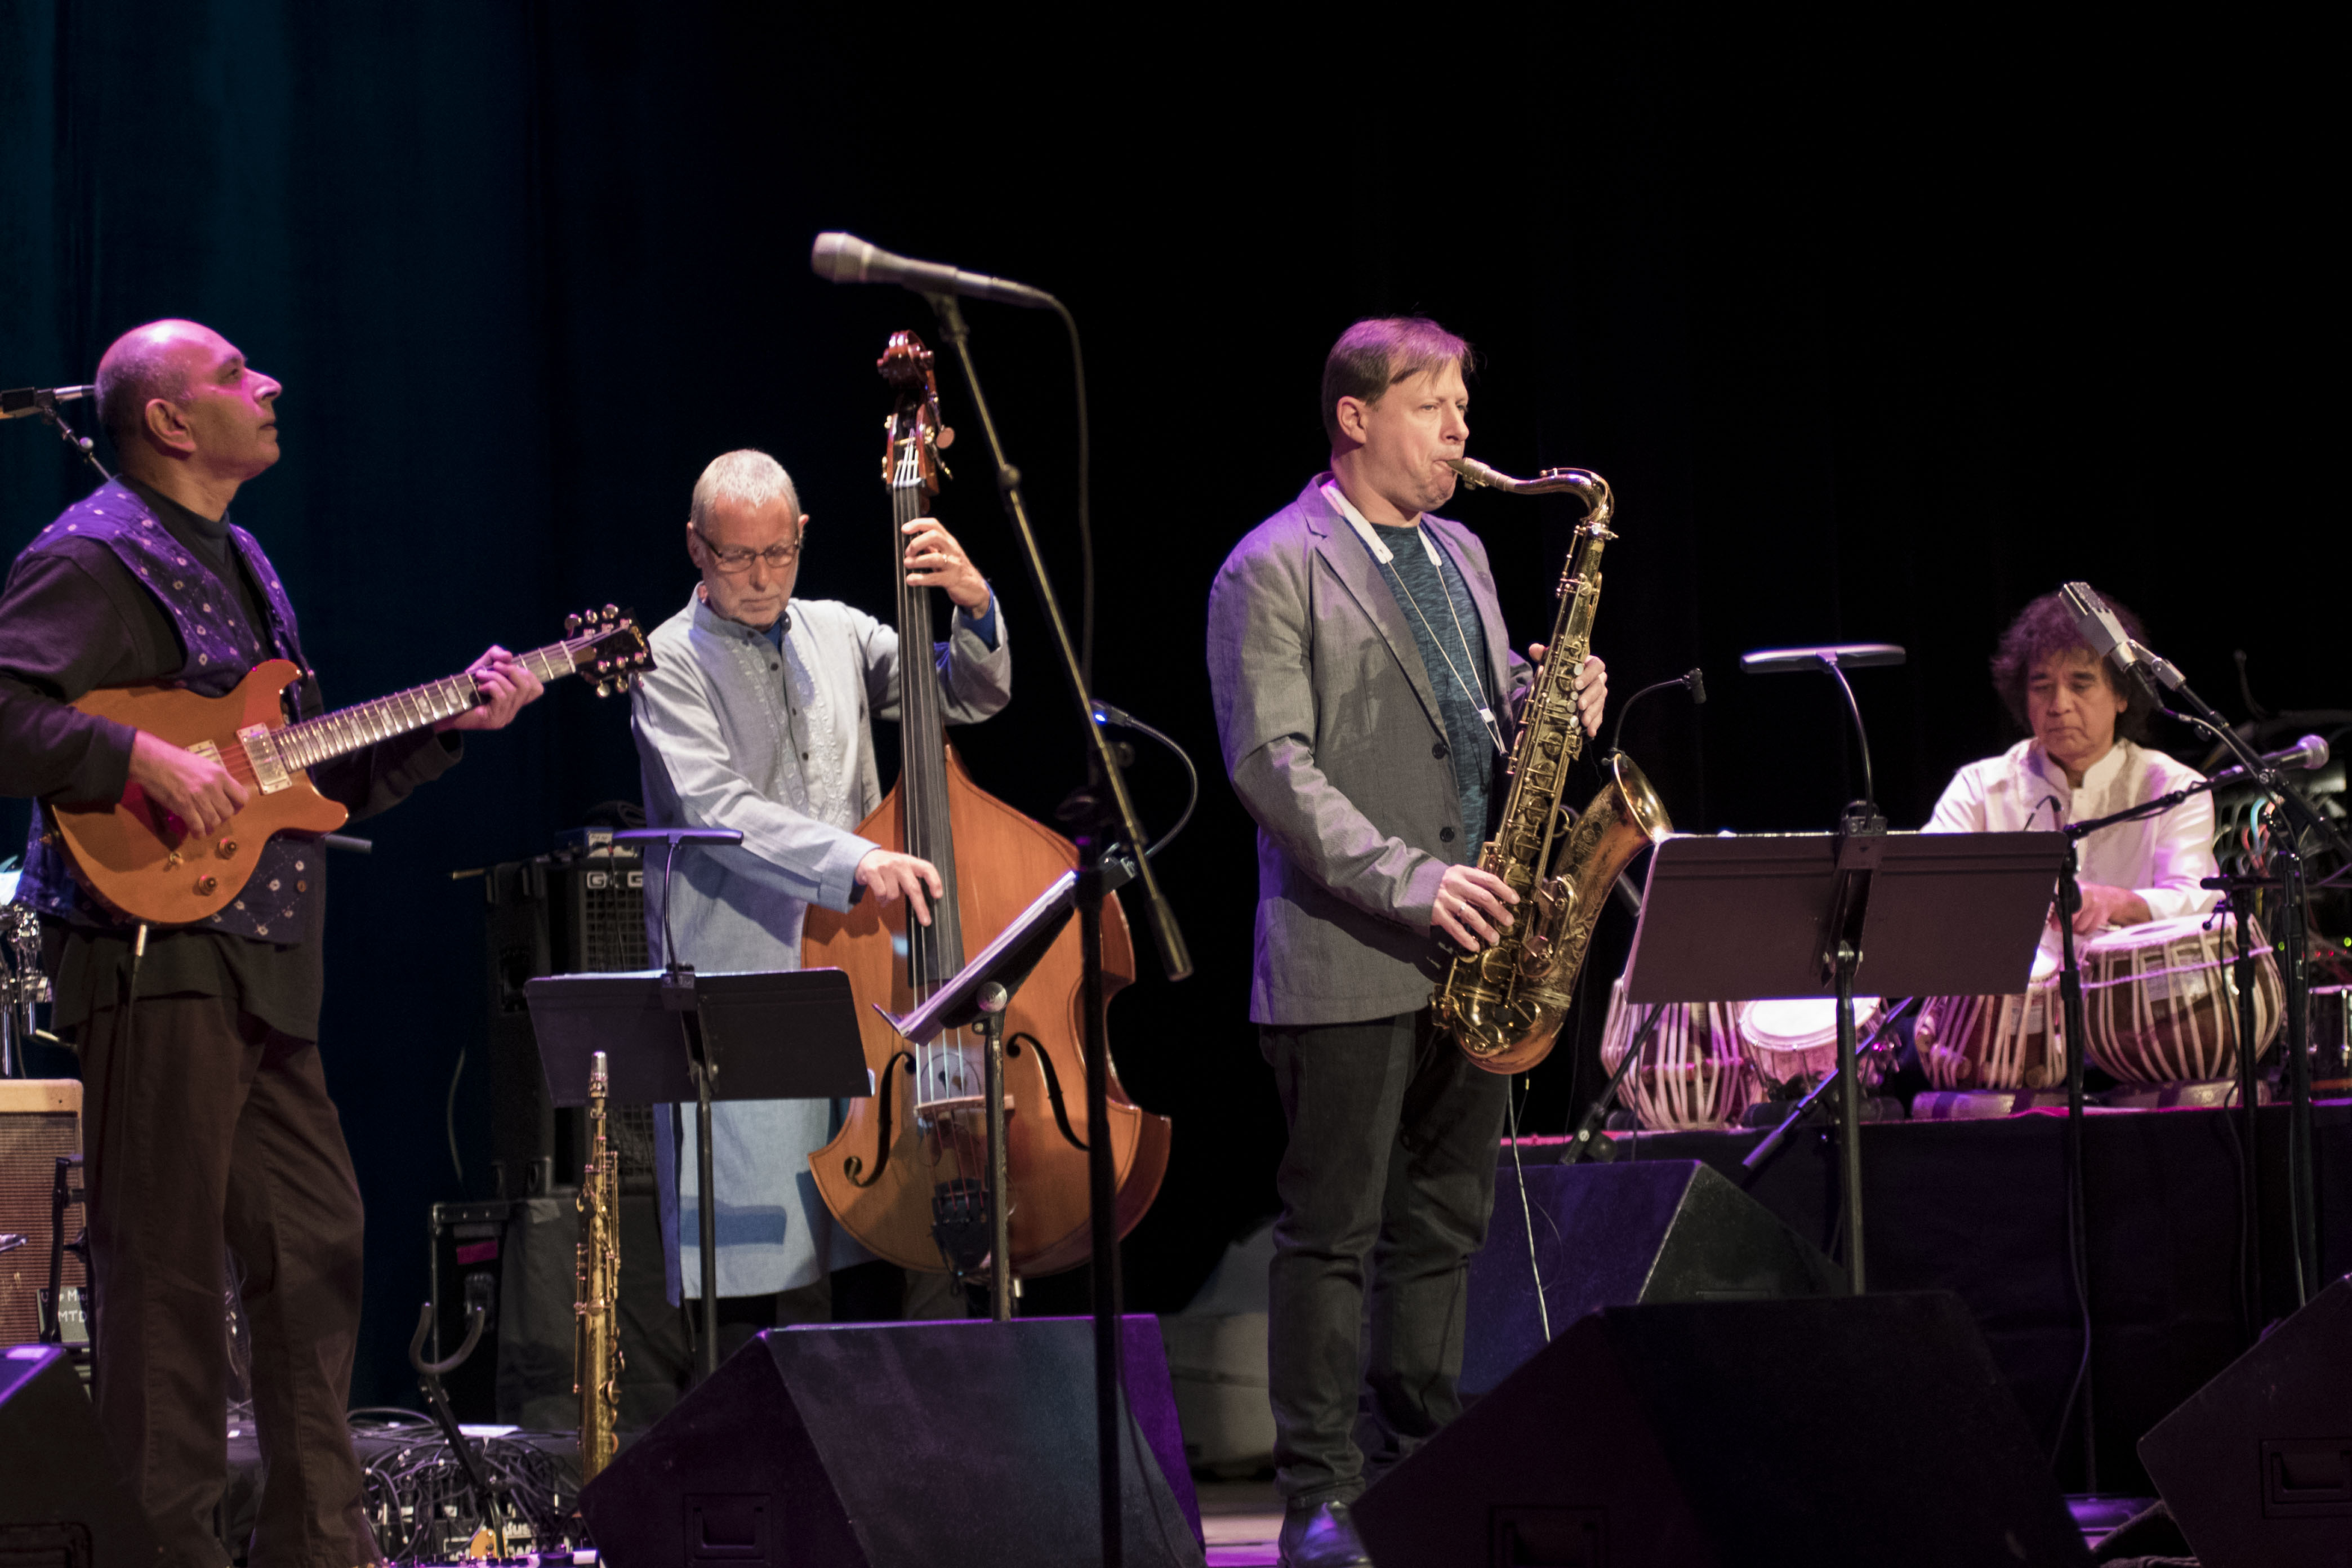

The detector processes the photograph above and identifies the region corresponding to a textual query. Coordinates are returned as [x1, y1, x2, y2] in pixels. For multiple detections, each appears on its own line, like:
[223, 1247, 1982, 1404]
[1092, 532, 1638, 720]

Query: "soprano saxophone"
[1432, 457, 1671, 1073]
[574, 1050, 621, 1480]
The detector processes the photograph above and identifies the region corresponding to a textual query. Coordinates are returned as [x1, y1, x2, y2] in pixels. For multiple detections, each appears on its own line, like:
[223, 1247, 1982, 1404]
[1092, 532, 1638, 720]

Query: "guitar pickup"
[237, 726, 292, 794]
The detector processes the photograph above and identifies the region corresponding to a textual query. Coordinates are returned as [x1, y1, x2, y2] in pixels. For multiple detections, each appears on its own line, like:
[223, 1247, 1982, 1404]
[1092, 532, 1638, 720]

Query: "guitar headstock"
[876, 331, 948, 497]
[562, 605, 653, 697]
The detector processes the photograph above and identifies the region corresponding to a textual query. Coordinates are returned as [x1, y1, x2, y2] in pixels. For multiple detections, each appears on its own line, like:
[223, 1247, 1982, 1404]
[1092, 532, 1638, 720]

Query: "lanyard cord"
[1326, 482, 1510, 758]
[1377, 537, 1508, 760]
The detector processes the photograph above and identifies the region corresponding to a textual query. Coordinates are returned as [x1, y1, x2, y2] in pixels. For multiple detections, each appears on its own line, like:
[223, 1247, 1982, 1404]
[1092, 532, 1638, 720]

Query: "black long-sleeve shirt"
[0, 477, 459, 1038]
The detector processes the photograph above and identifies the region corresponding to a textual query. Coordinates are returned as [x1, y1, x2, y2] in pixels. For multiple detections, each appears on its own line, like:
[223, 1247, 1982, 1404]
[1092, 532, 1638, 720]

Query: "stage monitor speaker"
[2139, 1272, 2352, 1568]
[1465, 1157, 1845, 1396]
[1355, 1291, 2088, 1568]
[581, 1315, 1206, 1568]
[0, 1344, 160, 1566]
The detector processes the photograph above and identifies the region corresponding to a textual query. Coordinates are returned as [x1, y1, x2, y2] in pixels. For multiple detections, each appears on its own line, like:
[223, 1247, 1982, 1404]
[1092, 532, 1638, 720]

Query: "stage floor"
[1181, 1479, 2144, 1563]
[1197, 1480, 1281, 1566]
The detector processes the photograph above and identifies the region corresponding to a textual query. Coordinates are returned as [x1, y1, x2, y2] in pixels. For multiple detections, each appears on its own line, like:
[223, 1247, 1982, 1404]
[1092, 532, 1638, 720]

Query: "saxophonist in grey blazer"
[1206, 318, 1608, 1568]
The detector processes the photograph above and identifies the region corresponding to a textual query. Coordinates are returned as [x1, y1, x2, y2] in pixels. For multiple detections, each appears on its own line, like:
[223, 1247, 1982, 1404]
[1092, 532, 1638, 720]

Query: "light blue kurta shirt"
[630, 587, 1010, 1300]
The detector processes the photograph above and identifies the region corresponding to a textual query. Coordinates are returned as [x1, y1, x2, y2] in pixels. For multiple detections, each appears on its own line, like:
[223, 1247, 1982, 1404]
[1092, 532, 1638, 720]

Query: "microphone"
[1740, 643, 1905, 674]
[1, 385, 96, 421]
[2057, 580, 2169, 700]
[2206, 734, 2331, 789]
[809, 232, 1055, 310]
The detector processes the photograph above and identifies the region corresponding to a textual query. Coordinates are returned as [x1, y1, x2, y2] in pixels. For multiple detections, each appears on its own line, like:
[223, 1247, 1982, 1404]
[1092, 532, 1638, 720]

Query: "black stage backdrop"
[1, 8, 2332, 1406]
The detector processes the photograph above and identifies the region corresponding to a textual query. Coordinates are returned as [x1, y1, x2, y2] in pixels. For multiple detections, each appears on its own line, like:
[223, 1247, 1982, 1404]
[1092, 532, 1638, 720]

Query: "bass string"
[893, 434, 985, 1190]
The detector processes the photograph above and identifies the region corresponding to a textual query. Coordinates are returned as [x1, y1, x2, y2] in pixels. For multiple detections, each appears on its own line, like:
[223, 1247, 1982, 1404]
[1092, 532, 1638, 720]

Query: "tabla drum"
[1917, 947, 2066, 1090]
[2079, 914, 2283, 1084]
[1736, 994, 1885, 1092]
[1597, 976, 1754, 1130]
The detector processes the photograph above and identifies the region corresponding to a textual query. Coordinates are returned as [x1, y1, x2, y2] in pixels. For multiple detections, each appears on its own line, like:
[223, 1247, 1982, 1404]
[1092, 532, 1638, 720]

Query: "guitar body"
[806, 747, 1171, 1276]
[54, 660, 345, 926]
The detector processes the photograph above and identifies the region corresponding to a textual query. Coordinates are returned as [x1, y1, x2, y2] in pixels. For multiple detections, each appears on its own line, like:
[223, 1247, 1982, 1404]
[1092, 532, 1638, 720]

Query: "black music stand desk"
[1623, 831, 2061, 1289]
[525, 968, 868, 1379]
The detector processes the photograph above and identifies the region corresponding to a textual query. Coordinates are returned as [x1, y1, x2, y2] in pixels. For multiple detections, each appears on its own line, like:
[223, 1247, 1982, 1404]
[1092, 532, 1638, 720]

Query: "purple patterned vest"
[17, 480, 322, 943]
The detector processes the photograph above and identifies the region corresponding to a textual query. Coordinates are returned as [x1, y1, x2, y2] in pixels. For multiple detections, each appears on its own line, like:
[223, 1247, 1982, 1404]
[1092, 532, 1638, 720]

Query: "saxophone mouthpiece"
[1447, 457, 1510, 490]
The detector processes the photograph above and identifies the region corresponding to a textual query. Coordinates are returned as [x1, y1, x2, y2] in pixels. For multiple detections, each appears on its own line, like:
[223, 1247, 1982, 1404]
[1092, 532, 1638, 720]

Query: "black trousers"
[1260, 1009, 1511, 1508]
[79, 994, 375, 1568]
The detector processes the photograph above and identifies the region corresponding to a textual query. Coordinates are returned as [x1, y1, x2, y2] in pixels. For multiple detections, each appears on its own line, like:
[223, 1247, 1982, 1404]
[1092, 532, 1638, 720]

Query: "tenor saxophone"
[1432, 457, 1672, 1074]
[574, 1050, 622, 1480]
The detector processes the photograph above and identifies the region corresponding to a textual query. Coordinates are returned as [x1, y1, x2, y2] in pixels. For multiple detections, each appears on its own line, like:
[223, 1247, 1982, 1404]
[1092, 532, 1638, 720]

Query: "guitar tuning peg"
[603, 603, 619, 620]
[565, 614, 583, 636]
[595, 680, 612, 698]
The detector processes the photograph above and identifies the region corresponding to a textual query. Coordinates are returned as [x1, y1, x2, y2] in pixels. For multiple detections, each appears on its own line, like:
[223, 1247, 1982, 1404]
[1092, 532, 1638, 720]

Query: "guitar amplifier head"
[0, 1080, 84, 1346]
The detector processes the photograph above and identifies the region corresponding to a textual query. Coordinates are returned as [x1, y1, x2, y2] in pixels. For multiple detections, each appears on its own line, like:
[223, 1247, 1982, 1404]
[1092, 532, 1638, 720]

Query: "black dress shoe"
[1278, 1499, 1373, 1567]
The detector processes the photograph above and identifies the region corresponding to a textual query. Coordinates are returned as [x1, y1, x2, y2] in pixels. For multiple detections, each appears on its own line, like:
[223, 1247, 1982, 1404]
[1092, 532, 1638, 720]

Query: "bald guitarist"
[0, 319, 540, 1566]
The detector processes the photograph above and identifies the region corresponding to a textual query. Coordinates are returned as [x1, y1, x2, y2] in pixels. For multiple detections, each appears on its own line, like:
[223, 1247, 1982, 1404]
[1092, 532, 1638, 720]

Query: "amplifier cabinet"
[0, 1079, 84, 1346]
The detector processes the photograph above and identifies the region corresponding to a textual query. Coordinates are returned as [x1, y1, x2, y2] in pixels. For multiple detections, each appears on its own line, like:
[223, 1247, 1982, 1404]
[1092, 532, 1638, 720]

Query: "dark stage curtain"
[2, 7, 2329, 1405]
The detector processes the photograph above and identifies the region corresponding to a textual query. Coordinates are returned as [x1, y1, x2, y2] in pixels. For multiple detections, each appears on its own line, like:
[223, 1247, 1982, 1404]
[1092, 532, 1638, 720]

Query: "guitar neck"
[271, 641, 577, 772]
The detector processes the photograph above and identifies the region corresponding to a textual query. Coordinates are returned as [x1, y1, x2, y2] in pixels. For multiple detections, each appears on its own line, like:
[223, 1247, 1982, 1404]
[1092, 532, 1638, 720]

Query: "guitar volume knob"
[217, 838, 238, 858]
[195, 875, 218, 896]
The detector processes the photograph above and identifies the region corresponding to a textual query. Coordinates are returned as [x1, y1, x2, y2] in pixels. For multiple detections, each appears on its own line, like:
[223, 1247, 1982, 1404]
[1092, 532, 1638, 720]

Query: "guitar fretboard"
[270, 642, 579, 772]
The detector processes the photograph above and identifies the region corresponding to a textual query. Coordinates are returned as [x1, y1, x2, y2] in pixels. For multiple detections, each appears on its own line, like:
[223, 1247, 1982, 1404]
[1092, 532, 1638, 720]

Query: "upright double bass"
[804, 332, 1170, 1280]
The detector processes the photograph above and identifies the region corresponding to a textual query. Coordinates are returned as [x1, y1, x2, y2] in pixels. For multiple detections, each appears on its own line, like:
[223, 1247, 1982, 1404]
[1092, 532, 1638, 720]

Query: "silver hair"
[689, 449, 801, 529]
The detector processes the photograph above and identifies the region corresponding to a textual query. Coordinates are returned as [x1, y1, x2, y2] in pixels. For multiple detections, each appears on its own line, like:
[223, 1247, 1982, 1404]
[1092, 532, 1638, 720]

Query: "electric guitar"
[51, 607, 651, 926]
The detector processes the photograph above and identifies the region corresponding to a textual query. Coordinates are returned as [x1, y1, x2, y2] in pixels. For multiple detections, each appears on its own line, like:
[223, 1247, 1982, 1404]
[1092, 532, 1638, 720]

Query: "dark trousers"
[1260, 1009, 1511, 1507]
[80, 994, 375, 1568]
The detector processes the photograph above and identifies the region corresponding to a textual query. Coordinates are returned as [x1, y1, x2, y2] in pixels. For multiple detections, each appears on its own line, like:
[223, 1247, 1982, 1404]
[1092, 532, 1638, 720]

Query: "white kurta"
[630, 589, 1010, 1299]
[1925, 737, 2221, 933]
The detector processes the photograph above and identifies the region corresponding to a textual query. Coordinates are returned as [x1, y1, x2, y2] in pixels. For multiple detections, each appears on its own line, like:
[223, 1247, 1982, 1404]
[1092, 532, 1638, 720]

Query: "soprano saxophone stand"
[1623, 830, 2062, 1291]
[524, 827, 868, 1384]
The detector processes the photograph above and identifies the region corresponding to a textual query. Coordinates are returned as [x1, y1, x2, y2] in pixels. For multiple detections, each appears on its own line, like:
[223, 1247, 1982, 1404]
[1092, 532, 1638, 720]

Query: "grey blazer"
[1207, 475, 1532, 1026]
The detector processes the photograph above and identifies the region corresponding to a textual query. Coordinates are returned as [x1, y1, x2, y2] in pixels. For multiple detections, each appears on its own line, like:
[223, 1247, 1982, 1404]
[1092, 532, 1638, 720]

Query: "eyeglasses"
[692, 525, 803, 573]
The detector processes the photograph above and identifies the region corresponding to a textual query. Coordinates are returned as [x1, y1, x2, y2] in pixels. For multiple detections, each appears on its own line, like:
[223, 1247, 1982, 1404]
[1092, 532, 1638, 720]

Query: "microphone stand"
[920, 291, 1192, 1568]
[2119, 652, 2347, 1307]
[2039, 748, 2332, 1487]
[14, 389, 112, 482]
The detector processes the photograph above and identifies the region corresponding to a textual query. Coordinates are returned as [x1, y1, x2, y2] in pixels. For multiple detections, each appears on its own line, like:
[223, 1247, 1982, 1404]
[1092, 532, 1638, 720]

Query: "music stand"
[1623, 830, 2063, 1290]
[525, 968, 868, 1380]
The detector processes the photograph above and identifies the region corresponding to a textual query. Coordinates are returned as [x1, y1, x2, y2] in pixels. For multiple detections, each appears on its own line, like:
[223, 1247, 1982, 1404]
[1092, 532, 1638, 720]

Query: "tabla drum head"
[1737, 995, 1884, 1053]
[1737, 994, 1885, 1089]
[2079, 912, 2215, 957]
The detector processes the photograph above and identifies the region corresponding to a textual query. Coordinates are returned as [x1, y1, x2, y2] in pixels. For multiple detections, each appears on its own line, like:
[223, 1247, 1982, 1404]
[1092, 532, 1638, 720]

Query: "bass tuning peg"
[565, 614, 583, 636]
